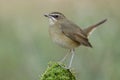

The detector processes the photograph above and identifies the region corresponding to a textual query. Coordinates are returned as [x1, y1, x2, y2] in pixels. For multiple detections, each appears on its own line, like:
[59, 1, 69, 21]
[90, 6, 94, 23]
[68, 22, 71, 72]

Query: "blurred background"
[0, 0, 120, 80]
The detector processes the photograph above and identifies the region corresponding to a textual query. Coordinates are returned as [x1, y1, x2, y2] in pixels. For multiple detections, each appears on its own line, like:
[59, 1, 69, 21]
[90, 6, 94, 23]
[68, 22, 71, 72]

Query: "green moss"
[40, 62, 76, 80]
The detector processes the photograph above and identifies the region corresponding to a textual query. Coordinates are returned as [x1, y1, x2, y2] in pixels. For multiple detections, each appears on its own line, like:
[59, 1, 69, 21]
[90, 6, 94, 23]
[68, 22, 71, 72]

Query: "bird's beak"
[44, 13, 49, 17]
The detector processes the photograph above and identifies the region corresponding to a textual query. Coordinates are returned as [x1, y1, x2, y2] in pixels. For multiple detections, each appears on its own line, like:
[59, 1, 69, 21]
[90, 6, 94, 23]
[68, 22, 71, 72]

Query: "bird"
[44, 12, 107, 68]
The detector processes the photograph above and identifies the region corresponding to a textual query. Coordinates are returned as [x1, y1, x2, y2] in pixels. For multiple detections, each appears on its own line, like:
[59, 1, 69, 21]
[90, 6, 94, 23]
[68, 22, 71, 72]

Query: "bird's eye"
[52, 15, 59, 18]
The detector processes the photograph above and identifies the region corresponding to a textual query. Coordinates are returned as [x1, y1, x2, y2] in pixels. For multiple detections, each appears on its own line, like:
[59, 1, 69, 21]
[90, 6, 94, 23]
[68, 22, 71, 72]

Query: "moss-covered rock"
[40, 62, 76, 80]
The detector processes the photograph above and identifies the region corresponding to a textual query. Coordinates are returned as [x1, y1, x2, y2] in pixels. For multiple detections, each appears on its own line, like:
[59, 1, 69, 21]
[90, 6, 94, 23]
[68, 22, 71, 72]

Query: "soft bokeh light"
[0, 0, 120, 80]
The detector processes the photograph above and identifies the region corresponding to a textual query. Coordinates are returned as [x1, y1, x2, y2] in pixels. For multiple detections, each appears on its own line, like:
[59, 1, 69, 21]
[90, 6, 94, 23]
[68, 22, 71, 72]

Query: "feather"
[83, 19, 107, 37]
[60, 20, 92, 47]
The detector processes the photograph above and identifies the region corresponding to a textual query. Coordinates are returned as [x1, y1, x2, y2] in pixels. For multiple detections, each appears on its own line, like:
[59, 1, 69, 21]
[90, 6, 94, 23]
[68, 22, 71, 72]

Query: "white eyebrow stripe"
[50, 14, 60, 16]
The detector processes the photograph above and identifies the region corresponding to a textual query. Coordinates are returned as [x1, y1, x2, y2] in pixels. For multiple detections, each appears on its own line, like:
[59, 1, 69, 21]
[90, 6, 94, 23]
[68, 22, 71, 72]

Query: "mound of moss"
[40, 62, 76, 80]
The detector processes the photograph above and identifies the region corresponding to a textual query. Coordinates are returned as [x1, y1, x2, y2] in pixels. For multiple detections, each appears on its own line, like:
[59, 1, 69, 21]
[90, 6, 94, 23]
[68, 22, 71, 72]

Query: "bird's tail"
[83, 19, 107, 37]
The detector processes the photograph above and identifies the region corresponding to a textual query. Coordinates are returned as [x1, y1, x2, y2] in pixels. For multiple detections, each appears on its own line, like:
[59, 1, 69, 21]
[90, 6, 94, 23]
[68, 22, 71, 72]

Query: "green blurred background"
[0, 0, 120, 80]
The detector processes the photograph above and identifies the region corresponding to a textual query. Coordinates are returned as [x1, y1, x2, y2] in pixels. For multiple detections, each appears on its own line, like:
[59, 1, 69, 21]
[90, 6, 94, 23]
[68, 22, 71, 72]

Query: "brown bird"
[44, 12, 107, 68]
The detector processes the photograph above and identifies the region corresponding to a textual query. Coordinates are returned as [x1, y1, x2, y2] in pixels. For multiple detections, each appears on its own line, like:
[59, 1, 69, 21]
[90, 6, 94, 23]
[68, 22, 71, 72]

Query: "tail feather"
[83, 19, 107, 37]
[82, 41, 93, 48]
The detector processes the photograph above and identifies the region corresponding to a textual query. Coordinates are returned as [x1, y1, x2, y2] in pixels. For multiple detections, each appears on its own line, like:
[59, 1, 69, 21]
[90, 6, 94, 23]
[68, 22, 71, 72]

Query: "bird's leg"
[60, 50, 70, 63]
[68, 49, 75, 68]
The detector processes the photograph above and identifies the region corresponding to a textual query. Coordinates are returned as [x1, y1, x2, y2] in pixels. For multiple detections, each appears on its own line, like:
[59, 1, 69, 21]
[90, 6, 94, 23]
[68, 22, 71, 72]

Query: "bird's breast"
[49, 24, 80, 49]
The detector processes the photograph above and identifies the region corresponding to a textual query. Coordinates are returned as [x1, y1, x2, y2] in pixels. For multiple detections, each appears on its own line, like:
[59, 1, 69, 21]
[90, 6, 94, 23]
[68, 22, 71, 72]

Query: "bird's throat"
[49, 17, 57, 25]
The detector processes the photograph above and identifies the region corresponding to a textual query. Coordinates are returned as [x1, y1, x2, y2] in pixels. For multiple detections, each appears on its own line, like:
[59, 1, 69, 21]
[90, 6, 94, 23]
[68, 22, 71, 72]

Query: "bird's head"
[44, 12, 66, 25]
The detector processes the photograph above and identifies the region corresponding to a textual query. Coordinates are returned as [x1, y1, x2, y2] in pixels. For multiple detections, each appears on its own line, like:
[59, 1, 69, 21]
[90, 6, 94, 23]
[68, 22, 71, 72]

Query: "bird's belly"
[49, 30, 79, 49]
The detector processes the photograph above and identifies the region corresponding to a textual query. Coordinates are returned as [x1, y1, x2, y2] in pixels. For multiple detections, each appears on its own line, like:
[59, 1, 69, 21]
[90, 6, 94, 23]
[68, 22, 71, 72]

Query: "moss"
[40, 62, 76, 80]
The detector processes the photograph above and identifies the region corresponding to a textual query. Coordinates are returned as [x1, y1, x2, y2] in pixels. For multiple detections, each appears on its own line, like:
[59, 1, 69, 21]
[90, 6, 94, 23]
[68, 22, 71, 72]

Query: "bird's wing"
[60, 20, 92, 47]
